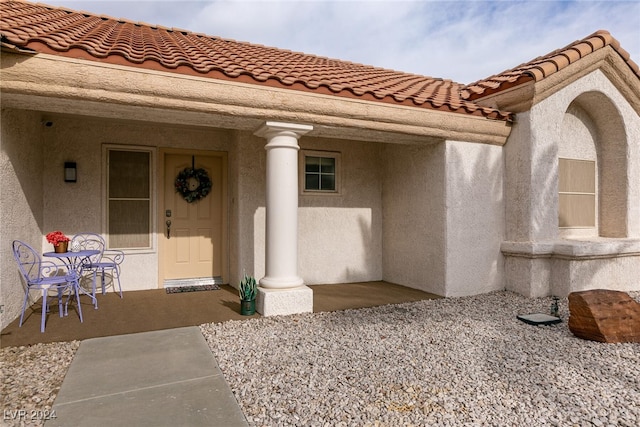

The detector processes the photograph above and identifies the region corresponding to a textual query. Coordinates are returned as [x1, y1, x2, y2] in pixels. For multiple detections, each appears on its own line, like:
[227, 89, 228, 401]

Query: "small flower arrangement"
[46, 231, 70, 245]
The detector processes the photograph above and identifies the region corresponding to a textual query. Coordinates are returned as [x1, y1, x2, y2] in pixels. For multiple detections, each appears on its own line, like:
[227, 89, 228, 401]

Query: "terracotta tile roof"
[0, 0, 512, 121]
[463, 30, 640, 101]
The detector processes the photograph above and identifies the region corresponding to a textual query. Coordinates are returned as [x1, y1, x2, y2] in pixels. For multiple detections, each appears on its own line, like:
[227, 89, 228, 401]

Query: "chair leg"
[105, 267, 123, 298]
[40, 289, 47, 333]
[114, 266, 123, 298]
[19, 289, 30, 327]
[74, 279, 84, 324]
[58, 288, 65, 318]
[92, 269, 98, 309]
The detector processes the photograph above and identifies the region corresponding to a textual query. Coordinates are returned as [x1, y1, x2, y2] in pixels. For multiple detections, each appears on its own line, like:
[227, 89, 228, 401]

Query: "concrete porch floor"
[1, 281, 440, 348]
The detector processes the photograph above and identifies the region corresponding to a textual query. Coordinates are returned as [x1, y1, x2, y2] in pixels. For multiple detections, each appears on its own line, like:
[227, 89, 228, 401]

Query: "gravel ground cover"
[2, 291, 639, 427]
[1, 341, 79, 427]
[201, 291, 640, 427]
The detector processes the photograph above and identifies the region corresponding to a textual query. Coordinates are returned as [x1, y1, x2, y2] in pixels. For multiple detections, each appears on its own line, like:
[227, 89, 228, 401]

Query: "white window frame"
[103, 145, 156, 252]
[299, 150, 341, 195]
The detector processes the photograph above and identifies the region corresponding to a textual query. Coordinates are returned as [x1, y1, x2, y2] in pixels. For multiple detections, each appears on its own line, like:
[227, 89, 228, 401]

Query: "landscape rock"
[568, 289, 640, 343]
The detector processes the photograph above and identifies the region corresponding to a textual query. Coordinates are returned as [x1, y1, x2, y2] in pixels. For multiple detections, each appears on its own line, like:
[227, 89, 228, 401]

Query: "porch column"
[254, 121, 313, 316]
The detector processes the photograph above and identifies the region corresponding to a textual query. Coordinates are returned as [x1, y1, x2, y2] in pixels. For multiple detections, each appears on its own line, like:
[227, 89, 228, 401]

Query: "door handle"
[166, 219, 172, 239]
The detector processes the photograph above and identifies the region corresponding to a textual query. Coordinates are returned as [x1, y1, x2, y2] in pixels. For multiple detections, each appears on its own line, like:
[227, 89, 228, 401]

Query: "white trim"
[299, 149, 342, 195]
[558, 157, 596, 231]
[102, 144, 157, 254]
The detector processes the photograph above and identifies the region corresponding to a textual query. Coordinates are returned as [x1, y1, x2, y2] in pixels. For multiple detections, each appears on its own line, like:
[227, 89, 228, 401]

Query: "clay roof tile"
[14, 1, 638, 123]
[464, 29, 639, 100]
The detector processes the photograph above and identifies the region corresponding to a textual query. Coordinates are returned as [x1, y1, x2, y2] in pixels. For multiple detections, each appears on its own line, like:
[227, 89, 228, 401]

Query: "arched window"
[558, 92, 627, 238]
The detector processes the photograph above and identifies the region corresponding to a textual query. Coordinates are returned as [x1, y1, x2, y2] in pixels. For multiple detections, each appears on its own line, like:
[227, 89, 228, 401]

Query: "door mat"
[164, 277, 223, 294]
[166, 284, 220, 294]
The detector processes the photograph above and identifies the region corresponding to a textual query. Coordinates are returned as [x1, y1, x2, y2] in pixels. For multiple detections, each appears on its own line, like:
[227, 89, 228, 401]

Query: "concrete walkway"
[46, 327, 248, 427]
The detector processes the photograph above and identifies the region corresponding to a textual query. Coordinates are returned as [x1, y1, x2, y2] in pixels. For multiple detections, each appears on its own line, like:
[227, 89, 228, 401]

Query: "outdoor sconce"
[64, 162, 77, 183]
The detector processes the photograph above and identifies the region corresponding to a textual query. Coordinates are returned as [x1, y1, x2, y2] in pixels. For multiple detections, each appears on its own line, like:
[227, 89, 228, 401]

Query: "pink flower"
[46, 231, 70, 245]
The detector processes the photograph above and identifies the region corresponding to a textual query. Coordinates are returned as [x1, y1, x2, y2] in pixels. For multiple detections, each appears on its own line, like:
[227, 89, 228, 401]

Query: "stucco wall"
[35, 113, 232, 291]
[245, 135, 385, 285]
[1, 109, 45, 331]
[234, 132, 266, 287]
[503, 239, 640, 297]
[503, 111, 536, 242]
[298, 137, 383, 284]
[502, 69, 640, 296]
[505, 69, 639, 244]
[444, 140, 505, 296]
[551, 254, 640, 296]
[382, 142, 446, 295]
[504, 256, 552, 298]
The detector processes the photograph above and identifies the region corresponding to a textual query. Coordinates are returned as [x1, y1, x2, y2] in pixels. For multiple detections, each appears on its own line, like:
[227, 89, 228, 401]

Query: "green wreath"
[175, 167, 212, 203]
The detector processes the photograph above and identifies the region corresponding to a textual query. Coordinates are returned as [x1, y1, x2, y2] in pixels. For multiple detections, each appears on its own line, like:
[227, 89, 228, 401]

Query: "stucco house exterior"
[1, 0, 639, 329]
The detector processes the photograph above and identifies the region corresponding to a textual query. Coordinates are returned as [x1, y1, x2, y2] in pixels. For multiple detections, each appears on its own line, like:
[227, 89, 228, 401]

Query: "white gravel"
[1, 341, 80, 427]
[201, 291, 640, 427]
[2, 291, 639, 427]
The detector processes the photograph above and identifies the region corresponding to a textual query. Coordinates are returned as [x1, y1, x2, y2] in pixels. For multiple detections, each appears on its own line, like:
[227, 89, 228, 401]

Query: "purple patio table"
[44, 249, 99, 308]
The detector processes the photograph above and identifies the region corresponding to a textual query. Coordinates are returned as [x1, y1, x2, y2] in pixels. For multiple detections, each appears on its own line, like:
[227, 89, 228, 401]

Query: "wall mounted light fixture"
[64, 162, 77, 182]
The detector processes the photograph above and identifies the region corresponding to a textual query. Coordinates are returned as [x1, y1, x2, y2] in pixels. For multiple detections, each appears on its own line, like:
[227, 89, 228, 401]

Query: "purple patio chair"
[12, 240, 83, 333]
[70, 233, 124, 309]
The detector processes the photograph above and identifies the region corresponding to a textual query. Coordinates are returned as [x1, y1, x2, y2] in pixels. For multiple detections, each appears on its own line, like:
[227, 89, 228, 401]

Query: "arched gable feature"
[574, 92, 627, 237]
[502, 70, 639, 297]
[559, 92, 628, 238]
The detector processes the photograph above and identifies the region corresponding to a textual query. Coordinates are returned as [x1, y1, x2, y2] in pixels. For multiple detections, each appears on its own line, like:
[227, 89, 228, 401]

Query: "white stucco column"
[254, 121, 313, 316]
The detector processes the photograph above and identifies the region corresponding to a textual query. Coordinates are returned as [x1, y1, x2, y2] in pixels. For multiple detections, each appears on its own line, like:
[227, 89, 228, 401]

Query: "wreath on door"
[175, 167, 212, 203]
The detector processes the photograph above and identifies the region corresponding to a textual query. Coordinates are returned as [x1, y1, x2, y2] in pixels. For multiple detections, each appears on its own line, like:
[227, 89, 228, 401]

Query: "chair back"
[12, 240, 42, 283]
[70, 233, 105, 263]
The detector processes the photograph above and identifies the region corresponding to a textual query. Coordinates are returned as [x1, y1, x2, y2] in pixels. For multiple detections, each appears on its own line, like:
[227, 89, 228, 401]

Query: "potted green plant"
[239, 273, 257, 315]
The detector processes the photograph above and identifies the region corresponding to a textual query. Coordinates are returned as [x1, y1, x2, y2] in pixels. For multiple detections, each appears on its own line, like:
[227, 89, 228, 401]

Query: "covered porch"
[0, 281, 440, 348]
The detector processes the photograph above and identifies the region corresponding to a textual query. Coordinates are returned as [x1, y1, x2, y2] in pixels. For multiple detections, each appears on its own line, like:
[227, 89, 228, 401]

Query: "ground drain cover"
[517, 313, 562, 326]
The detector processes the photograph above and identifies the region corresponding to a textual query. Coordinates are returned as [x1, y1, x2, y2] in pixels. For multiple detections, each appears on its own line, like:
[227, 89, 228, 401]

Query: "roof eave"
[1, 51, 512, 145]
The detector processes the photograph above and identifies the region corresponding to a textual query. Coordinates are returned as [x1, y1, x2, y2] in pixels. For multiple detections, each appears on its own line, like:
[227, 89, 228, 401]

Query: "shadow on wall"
[381, 142, 446, 295]
[445, 140, 505, 296]
[343, 212, 379, 282]
[0, 110, 48, 329]
[297, 207, 380, 285]
[505, 88, 632, 296]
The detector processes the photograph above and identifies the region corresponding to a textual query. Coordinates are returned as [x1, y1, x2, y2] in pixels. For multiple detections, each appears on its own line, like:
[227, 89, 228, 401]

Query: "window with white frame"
[558, 158, 596, 228]
[301, 150, 340, 194]
[107, 148, 153, 249]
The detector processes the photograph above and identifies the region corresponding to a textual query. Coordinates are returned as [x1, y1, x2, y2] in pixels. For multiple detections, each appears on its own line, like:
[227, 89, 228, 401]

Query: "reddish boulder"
[568, 289, 640, 343]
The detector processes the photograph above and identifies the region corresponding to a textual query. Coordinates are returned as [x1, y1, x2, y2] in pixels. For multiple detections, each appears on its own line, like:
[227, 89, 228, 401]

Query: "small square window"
[300, 151, 340, 194]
